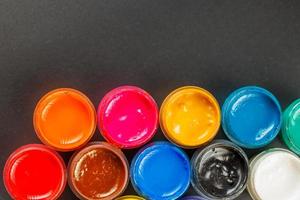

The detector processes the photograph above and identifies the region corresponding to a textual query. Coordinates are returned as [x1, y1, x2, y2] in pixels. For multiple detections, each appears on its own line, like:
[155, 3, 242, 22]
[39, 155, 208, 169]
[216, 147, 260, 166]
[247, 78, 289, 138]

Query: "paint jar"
[68, 142, 129, 200]
[180, 196, 206, 200]
[34, 88, 96, 151]
[160, 86, 221, 148]
[3, 144, 67, 200]
[98, 86, 158, 149]
[282, 99, 300, 154]
[131, 141, 191, 200]
[222, 86, 282, 148]
[247, 148, 300, 200]
[191, 140, 249, 200]
[115, 195, 145, 200]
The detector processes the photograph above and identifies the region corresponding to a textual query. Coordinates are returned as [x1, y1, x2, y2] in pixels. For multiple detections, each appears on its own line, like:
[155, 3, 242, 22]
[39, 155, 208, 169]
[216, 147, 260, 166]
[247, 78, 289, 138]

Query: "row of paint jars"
[3, 85, 300, 200]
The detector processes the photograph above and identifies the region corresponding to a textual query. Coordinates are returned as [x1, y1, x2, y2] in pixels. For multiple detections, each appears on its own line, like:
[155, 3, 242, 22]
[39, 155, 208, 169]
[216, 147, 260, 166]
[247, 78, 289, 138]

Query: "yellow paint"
[160, 86, 220, 148]
[115, 195, 145, 200]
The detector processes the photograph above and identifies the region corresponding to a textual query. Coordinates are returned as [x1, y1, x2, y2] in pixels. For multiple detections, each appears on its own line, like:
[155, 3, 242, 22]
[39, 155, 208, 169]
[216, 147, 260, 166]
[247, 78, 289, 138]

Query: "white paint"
[253, 151, 300, 200]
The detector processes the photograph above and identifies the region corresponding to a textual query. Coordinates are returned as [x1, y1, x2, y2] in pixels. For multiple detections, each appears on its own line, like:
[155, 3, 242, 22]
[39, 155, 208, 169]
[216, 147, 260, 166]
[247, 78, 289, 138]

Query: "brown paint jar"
[68, 142, 129, 200]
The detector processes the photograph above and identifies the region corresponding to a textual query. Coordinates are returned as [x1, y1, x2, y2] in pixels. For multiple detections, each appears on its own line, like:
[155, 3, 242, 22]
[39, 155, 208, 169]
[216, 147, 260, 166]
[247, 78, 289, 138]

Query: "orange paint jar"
[33, 88, 96, 151]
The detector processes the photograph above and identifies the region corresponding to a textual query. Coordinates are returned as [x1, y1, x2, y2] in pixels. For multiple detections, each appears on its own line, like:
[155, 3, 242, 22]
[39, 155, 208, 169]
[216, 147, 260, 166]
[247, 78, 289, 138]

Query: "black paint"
[193, 142, 248, 198]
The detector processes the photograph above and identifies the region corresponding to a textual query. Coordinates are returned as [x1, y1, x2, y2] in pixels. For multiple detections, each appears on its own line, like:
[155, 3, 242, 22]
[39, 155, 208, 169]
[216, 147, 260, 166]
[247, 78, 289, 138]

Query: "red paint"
[3, 144, 67, 200]
[98, 86, 158, 148]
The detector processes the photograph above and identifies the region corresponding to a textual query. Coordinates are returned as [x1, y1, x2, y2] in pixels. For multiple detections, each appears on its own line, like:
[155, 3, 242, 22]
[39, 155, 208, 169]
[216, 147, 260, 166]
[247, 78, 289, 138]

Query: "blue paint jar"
[222, 86, 282, 148]
[130, 141, 191, 200]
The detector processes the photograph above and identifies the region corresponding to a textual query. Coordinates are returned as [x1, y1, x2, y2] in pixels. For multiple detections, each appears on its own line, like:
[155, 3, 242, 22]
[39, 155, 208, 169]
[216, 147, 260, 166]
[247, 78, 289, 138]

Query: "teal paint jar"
[282, 99, 300, 154]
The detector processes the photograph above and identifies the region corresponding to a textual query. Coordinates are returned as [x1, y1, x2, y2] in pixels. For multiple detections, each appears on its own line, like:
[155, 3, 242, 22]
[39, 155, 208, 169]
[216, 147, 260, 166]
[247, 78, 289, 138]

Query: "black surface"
[0, 1, 300, 199]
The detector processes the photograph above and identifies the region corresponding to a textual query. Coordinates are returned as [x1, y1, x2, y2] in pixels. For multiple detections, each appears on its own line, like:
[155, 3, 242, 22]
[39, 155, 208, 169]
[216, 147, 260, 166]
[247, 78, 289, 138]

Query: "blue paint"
[180, 196, 206, 200]
[131, 141, 191, 200]
[222, 86, 282, 148]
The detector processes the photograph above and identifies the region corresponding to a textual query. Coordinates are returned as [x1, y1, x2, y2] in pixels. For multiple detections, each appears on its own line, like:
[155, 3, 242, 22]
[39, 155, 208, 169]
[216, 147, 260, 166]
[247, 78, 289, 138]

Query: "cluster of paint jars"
[3, 85, 300, 200]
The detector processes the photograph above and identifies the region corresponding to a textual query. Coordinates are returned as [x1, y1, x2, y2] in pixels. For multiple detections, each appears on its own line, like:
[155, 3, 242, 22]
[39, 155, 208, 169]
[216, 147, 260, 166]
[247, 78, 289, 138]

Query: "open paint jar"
[68, 142, 129, 200]
[247, 148, 300, 200]
[282, 98, 300, 154]
[115, 195, 145, 200]
[191, 140, 249, 200]
[160, 86, 221, 148]
[3, 144, 67, 200]
[131, 142, 191, 200]
[222, 86, 282, 148]
[98, 86, 158, 149]
[34, 88, 96, 151]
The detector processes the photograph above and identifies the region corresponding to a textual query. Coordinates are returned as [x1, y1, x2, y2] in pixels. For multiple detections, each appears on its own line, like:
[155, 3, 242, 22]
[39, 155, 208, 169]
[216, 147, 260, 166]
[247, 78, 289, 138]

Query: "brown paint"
[68, 142, 128, 200]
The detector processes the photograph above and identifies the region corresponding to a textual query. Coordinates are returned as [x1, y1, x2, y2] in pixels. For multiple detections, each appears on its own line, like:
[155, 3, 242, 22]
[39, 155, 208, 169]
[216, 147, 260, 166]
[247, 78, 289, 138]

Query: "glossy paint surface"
[248, 149, 300, 200]
[192, 141, 248, 200]
[34, 88, 96, 151]
[131, 142, 191, 200]
[68, 142, 128, 200]
[98, 86, 158, 148]
[222, 86, 281, 148]
[160, 86, 220, 148]
[282, 99, 300, 154]
[3, 144, 66, 200]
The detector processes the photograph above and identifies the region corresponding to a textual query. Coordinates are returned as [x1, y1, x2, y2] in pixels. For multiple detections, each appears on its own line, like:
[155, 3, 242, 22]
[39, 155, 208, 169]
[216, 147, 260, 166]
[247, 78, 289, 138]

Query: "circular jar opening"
[68, 142, 129, 200]
[247, 148, 300, 200]
[222, 86, 281, 148]
[160, 86, 220, 148]
[191, 140, 249, 200]
[131, 142, 191, 200]
[34, 88, 96, 151]
[98, 86, 158, 149]
[3, 144, 67, 200]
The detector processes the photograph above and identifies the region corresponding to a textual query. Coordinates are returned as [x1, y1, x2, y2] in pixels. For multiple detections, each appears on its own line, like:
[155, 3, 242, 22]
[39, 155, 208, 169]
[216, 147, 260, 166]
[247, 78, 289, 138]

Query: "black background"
[1, 0, 300, 199]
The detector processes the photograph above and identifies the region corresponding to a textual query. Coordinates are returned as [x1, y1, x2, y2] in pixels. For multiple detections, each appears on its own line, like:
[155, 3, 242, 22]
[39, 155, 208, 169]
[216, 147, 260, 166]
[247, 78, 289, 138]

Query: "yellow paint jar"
[160, 86, 221, 148]
[115, 195, 145, 200]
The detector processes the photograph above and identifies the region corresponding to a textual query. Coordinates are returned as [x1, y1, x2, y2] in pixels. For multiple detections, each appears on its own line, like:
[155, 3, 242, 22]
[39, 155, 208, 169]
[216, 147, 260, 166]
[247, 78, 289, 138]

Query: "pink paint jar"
[98, 86, 159, 149]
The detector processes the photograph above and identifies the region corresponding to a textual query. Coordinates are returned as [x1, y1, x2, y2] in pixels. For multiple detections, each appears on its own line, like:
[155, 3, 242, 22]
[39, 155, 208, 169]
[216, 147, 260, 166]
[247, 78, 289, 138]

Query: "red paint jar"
[3, 144, 67, 200]
[68, 142, 129, 200]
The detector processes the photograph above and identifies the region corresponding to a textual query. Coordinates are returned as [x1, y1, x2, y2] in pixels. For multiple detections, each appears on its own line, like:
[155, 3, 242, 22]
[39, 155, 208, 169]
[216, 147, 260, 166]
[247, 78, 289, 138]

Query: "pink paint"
[98, 86, 158, 149]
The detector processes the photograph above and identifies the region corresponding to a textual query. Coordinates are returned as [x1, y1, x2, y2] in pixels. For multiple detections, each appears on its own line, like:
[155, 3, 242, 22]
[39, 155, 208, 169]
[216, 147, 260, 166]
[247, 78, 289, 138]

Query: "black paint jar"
[191, 140, 249, 200]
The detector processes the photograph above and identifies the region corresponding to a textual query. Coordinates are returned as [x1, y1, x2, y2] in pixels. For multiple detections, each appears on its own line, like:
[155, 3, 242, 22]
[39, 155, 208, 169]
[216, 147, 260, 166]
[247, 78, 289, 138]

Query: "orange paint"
[33, 88, 96, 151]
